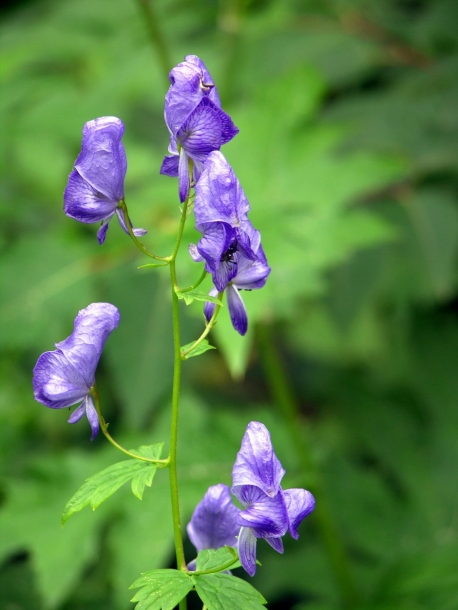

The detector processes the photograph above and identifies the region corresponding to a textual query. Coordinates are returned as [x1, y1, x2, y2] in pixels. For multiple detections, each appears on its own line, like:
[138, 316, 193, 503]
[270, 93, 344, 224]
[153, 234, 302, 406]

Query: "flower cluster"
[188, 422, 315, 576]
[162, 57, 270, 335]
[61, 55, 270, 335]
[32, 303, 120, 439]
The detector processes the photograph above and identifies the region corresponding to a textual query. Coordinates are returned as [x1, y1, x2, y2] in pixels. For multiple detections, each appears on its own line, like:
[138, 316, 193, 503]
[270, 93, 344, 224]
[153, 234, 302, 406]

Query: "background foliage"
[1, 0, 458, 608]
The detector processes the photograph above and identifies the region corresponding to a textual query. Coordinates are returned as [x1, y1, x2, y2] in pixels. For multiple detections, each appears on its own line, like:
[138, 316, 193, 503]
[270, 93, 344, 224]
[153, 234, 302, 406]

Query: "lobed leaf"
[62, 444, 162, 524]
[192, 573, 267, 610]
[130, 569, 193, 610]
[176, 290, 222, 306]
[195, 547, 239, 573]
[181, 339, 216, 359]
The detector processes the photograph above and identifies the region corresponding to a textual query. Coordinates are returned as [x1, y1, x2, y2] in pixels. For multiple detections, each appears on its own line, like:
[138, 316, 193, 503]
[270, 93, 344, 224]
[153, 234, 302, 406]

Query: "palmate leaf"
[130, 569, 193, 610]
[192, 573, 267, 610]
[176, 289, 222, 306]
[195, 547, 240, 573]
[180, 339, 216, 359]
[62, 443, 163, 524]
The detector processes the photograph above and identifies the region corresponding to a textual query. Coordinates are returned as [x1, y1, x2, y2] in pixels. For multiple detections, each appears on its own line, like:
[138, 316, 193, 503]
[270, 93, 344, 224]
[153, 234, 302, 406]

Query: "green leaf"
[181, 339, 216, 359]
[129, 444, 163, 500]
[195, 547, 239, 573]
[176, 289, 222, 306]
[62, 448, 162, 524]
[192, 573, 267, 610]
[130, 569, 193, 610]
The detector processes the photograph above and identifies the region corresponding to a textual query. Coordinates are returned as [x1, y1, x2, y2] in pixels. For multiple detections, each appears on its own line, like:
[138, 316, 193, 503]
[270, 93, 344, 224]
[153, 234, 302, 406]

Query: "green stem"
[256, 324, 362, 609]
[167, 196, 192, 585]
[180, 292, 223, 359]
[119, 200, 170, 262]
[91, 386, 168, 465]
[135, 0, 173, 85]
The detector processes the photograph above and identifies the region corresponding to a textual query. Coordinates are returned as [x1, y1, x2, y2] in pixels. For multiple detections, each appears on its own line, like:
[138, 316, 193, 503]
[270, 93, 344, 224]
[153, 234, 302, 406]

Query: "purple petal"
[74, 117, 126, 202]
[68, 402, 86, 424]
[204, 287, 219, 323]
[33, 350, 88, 409]
[177, 98, 222, 160]
[213, 259, 237, 292]
[232, 422, 286, 497]
[226, 284, 248, 335]
[55, 303, 120, 387]
[64, 170, 117, 223]
[97, 221, 110, 245]
[115, 209, 147, 238]
[186, 484, 241, 552]
[283, 489, 316, 539]
[238, 527, 258, 577]
[160, 154, 179, 177]
[235, 485, 288, 537]
[196, 222, 235, 273]
[165, 55, 221, 135]
[189, 243, 204, 263]
[178, 148, 190, 203]
[194, 152, 250, 231]
[265, 536, 284, 554]
[85, 395, 100, 440]
[233, 245, 270, 290]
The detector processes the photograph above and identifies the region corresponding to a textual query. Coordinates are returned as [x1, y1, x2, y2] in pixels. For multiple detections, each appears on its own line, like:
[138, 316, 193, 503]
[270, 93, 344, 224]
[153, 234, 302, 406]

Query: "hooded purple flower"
[32, 303, 120, 439]
[64, 116, 147, 244]
[160, 56, 239, 202]
[190, 172, 271, 335]
[187, 484, 241, 570]
[194, 236, 270, 336]
[231, 422, 315, 576]
[190, 150, 261, 283]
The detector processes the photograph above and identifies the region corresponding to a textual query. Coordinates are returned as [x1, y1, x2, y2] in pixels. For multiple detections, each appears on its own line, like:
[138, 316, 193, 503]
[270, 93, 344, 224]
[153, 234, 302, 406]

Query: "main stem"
[256, 324, 362, 609]
[169, 260, 186, 573]
[167, 198, 191, 610]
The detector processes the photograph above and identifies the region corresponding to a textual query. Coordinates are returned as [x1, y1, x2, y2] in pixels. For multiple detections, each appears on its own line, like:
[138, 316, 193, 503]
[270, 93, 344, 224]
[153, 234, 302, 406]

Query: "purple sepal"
[194, 152, 250, 231]
[165, 55, 221, 136]
[74, 117, 126, 202]
[64, 170, 117, 223]
[64, 116, 144, 243]
[226, 284, 248, 336]
[97, 222, 110, 245]
[196, 222, 235, 274]
[235, 485, 288, 537]
[33, 303, 120, 439]
[178, 148, 190, 203]
[204, 287, 219, 323]
[187, 484, 240, 553]
[67, 395, 100, 441]
[232, 422, 285, 497]
[115, 208, 147, 239]
[160, 154, 179, 177]
[283, 489, 316, 539]
[238, 527, 258, 577]
[265, 536, 284, 554]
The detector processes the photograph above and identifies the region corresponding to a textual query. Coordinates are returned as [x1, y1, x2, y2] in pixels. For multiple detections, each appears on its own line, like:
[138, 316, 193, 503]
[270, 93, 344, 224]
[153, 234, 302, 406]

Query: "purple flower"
[64, 116, 146, 244]
[187, 484, 241, 558]
[32, 303, 120, 439]
[160, 56, 238, 202]
[231, 422, 315, 576]
[197, 240, 270, 336]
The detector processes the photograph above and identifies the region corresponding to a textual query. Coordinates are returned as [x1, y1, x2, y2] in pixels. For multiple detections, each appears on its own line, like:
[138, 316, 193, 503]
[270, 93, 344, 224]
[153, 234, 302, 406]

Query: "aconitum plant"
[32, 55, 315, 609]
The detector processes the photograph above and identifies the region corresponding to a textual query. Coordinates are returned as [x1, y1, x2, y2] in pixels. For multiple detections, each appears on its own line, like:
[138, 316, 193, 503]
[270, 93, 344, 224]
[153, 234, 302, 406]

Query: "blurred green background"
[1, 0, 458, 608]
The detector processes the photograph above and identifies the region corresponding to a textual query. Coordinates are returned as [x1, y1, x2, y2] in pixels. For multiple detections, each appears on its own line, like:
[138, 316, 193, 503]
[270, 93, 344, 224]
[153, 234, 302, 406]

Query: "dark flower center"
[221, 241, 238, 263]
